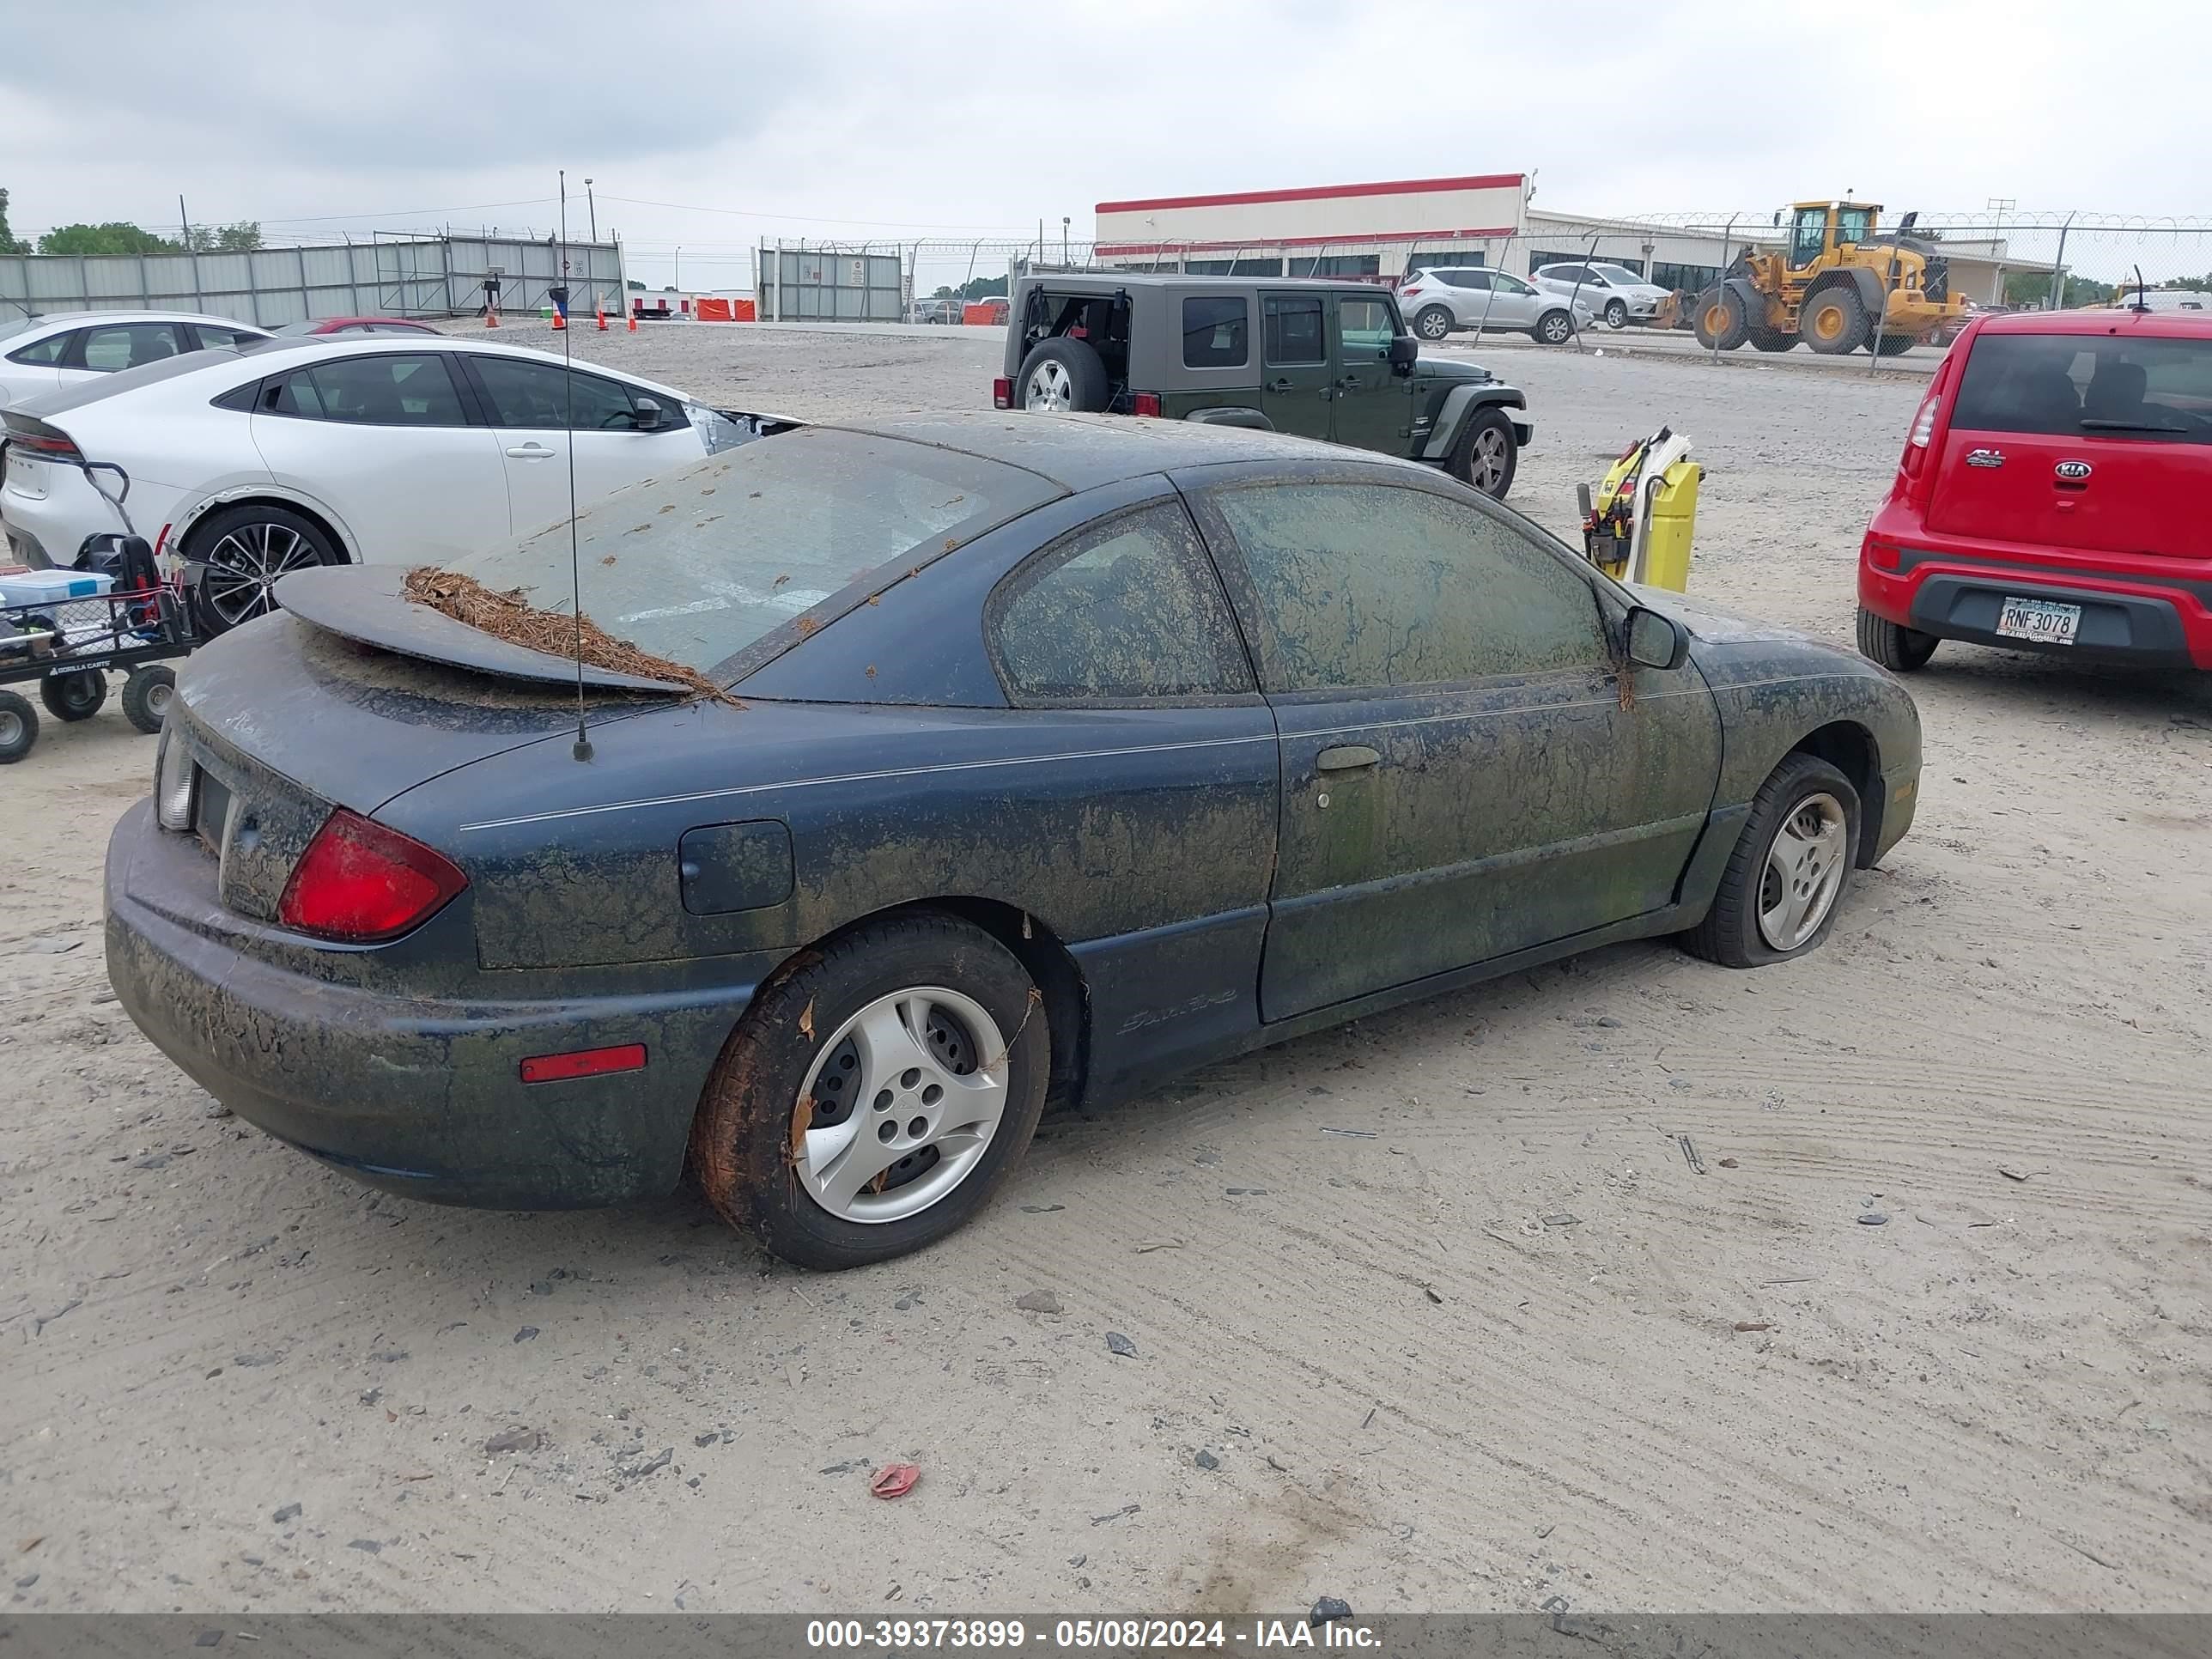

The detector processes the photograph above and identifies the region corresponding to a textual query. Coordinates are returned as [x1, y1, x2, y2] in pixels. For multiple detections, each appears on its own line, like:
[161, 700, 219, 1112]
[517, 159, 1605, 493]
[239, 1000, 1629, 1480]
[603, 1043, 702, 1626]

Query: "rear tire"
[40, 669, 106, 722]
[1535, 308, 1575, 346]
[122, 665, 176, 734]
[1448, 406, 1518, 501]
[689, 912, 1052, 1270]
[0, 690, 37, 763]
[1747, 324, 1796, 352]
[1871, 331, 1919, 356]
[188, 504, 342, 636]
[1692, 287, 1750, 350]
[1681, 754, 1860, 969]
[1802, 285, 1869, 355]
[1015, 337, 1110, 414]
[1413, 305, 1455, 342]
[1856, 606, 1939, 672]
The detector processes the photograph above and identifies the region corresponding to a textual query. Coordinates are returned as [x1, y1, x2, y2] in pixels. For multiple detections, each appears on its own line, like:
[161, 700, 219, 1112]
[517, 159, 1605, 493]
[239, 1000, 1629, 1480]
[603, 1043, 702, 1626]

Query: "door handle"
[1337, 377, 1364, 392]
[1316, 744, 1381, 773]
[1269, 378, 1297, 393]
[505, 443, 556, 459]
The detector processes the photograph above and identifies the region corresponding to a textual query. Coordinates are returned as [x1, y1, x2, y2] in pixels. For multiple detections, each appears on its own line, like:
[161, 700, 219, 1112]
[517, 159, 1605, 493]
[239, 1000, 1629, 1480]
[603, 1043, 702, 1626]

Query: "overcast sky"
[3, 0, 2201, 289]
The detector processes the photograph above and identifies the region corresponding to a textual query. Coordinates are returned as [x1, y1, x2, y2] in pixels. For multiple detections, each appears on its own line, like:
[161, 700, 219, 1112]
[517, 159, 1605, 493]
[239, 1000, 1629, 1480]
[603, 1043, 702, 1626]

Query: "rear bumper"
[105, 799, 768, 1209]
[1859, 507, 2212, 670]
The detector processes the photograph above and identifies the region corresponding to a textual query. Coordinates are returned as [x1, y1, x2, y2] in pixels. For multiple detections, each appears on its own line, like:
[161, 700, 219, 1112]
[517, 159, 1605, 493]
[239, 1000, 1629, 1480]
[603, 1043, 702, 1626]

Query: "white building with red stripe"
[1092, 173, 1528, 282]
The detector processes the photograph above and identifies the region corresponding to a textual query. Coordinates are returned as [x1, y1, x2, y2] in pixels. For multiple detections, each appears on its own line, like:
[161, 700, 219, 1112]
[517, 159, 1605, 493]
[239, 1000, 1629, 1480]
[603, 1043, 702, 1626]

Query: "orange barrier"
[695, 298, 733, 322]
[732, 298, 756, 321]
[965, 301, 1009, 325]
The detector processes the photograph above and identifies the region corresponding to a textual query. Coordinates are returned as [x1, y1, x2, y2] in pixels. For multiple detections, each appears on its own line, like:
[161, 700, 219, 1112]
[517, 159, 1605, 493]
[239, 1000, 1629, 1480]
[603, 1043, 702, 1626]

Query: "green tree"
[2004, 269, 2114, 308]
[37, 222, 177, 258]
[215, 222, 262, 252]
[0, 188, 27, 256]
[957, 274, 1007, 301]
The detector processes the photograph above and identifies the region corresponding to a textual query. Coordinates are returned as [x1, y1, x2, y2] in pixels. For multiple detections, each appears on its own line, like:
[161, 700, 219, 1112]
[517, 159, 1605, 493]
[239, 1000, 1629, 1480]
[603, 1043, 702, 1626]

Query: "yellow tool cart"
[1577, 428, 1701, 592]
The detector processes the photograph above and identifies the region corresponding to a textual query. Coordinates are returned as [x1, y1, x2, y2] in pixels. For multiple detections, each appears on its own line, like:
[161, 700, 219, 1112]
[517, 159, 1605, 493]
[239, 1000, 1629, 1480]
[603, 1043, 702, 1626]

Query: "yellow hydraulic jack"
[1577, 427, 1701, 592]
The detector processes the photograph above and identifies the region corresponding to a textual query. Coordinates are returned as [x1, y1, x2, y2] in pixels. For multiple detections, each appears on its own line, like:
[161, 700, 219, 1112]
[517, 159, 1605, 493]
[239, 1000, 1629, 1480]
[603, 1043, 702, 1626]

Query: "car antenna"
[2128, 264, 2151, 313]
[557, 167, 592, 763]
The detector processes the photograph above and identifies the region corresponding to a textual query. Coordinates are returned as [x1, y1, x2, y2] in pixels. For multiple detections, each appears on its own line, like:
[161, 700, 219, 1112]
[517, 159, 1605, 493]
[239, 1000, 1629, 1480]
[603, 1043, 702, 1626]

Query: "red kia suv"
[1856, 306, 2211, 672]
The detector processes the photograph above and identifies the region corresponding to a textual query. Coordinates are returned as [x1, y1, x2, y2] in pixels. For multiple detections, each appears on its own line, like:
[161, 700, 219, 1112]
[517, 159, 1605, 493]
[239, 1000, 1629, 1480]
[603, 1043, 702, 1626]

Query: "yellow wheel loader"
[1693, 202, 1971, 355]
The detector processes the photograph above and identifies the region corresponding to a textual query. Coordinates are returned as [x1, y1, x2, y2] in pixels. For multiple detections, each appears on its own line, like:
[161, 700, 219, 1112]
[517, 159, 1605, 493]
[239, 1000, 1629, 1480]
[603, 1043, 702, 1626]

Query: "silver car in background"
[1397, 267, 1595, 346]
[1531, 262, 1672, 329]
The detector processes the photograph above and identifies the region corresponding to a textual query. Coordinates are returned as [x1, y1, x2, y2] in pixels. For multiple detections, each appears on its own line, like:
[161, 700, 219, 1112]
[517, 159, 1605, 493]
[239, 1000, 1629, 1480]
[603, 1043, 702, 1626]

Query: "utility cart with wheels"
[0, 562, 193, 763]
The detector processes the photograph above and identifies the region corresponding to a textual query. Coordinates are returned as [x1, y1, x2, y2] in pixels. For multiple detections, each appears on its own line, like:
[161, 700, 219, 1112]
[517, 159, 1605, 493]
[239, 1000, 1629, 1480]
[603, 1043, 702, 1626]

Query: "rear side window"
[192, 325, 259, 349]
[263, 354, 468, 426]
[1953, 334, 2212, 444]
[989, 502, 1253, 703]
[7, 332, 70, 366]
[1182, 297, 1248, 368]
[76, 322, 188, 371]
[1262, 296, 1325, 366]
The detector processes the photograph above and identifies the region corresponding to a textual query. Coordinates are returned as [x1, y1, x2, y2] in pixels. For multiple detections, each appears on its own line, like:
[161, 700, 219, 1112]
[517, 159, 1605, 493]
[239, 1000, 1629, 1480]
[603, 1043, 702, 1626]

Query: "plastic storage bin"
[0, 569, 115, 605]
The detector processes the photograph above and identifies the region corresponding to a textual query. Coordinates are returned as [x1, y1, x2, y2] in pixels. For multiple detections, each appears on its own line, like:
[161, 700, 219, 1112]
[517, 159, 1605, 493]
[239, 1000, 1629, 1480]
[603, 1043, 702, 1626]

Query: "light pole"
[585, 178, 597, 241]
[1987, 197, 2016, 306]
[1061, 216, 1070, 263]
[675, 246, 682, 292]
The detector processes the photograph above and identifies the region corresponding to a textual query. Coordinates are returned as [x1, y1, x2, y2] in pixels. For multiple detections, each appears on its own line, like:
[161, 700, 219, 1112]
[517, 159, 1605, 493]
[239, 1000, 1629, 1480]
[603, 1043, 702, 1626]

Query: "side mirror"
[631, 396, 665, 431]
[1388, 334, 1419, 374]
[1771, 210, 1783, 227]
[1625, 606, 1688, 671]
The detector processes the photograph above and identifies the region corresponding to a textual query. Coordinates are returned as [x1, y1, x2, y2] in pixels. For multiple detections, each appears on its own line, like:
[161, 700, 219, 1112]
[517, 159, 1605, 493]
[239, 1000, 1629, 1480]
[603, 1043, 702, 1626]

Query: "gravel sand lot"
[4, 323, 2207, 1616]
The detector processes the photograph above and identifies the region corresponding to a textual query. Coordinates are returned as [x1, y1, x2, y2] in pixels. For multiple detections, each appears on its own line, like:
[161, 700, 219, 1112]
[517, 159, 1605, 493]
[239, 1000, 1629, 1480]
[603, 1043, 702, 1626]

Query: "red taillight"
[520, 1043, 647, 1084]
[277, 809, 466, 942]
[1865, 537, 1904, 571]
[7, 425, 82, 462]
[992, 376, 1013, 410]
[1401, 285, 1424, 297]
[1132, 392, 1161, 417]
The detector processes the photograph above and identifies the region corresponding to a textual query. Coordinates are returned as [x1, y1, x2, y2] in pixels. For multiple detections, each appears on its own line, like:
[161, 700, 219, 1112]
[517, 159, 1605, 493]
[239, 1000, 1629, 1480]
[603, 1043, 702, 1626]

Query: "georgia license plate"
[1996, 595, 2081, 646]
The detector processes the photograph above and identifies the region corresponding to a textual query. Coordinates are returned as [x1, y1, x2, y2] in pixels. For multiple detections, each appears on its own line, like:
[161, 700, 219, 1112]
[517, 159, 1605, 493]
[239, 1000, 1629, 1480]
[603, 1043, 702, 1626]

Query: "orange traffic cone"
[550, 308, 565, 331]
[485, 307, 499, 329]
[626, 307, 637, 332]
[595, 307, 608, 331]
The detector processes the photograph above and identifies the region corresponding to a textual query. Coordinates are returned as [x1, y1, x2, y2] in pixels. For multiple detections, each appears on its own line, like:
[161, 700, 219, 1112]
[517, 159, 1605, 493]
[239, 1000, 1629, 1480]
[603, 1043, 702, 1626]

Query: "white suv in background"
[1529, 263, 1671, 329]
[1397, 267, 1595, 346]
[0, 311, 271, 408]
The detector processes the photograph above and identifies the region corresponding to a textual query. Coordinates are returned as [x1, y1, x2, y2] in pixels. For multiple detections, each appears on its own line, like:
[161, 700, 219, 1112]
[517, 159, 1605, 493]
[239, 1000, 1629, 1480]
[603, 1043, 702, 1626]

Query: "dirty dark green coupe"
[107, 412, 1919, 1270]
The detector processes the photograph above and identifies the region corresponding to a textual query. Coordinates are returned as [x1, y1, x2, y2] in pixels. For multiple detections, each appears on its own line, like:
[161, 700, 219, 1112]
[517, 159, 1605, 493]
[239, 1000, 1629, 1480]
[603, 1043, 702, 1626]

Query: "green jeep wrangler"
[994, 270, 1533, 498]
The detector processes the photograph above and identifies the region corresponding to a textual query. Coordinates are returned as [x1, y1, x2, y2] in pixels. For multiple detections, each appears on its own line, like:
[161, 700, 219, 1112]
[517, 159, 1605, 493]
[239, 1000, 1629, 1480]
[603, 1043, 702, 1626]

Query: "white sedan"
[0, 311, 271, 408]
[0, 335, 754, 633]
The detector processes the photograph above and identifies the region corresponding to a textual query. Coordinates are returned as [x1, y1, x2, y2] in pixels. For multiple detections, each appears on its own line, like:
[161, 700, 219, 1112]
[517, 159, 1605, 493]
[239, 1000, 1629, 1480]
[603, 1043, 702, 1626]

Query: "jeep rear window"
[1953, 334, 2212, 444]
[1182, 297, 1249, 368]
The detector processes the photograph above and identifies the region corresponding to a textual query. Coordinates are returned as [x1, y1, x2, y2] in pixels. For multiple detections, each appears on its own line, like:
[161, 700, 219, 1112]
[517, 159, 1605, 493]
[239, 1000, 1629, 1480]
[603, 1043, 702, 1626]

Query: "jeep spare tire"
[1016, 338, 1109, 414]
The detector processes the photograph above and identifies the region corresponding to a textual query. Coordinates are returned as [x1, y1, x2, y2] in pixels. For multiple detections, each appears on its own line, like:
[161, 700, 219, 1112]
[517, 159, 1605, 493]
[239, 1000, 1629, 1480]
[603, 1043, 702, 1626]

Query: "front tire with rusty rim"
[690, 913, 1051, 1269]
[1681, 753, 1860, 968]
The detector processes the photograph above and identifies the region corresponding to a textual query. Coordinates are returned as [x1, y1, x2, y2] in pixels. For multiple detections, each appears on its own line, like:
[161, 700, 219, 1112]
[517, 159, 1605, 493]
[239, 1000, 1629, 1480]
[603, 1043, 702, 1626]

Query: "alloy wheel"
[200, 521, 322, 628]
[1024, 361, 1073, 412]
[1468, 425, 1510, 494]
[793, 987, 1011, 1224]
[1758, 792, 1848, 951]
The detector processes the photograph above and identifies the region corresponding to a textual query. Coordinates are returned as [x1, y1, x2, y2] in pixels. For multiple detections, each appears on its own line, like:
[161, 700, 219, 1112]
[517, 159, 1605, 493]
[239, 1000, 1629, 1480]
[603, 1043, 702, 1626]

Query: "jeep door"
[1328, 293, 1413, 454]
[1260, 294, 1334, 438]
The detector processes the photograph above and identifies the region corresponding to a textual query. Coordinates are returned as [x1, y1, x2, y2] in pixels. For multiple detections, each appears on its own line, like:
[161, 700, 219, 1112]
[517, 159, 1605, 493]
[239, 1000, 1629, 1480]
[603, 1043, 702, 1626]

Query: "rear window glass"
[440, 427, 1060, 676]
[1953, 333, 2212, 444]
[1182, 297, 1248, 368]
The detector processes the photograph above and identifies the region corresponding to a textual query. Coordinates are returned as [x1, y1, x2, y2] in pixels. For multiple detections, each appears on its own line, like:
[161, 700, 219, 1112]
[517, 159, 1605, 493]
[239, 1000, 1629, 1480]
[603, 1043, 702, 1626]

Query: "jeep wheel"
[1413, 305, 1455, 342]
[1016, 338, 1109, 414]
[1535, 309, 1575, 346]
[1449, 407, 1517, 501]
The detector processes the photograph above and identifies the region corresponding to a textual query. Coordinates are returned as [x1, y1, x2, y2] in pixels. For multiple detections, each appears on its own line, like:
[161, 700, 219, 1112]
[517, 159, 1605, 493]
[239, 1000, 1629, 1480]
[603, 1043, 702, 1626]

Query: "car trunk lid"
[161, 599, 678, 925]
[1925, 330, 2212, 559]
